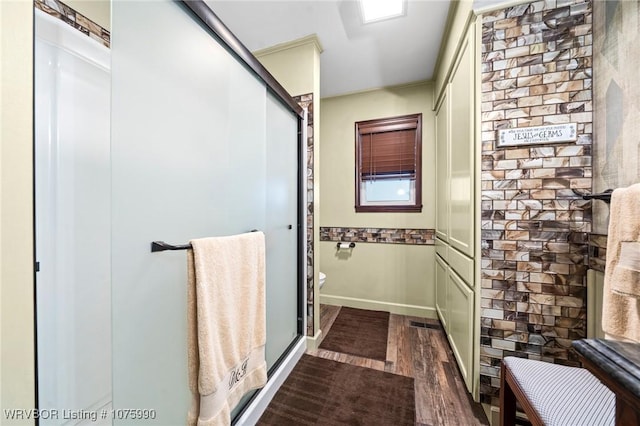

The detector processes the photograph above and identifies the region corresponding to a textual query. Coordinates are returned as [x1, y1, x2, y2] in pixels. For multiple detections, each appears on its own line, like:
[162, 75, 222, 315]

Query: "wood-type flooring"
[305, 304, 489, 426]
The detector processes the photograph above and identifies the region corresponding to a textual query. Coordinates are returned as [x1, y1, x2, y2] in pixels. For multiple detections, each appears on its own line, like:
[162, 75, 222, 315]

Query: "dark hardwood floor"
[306, 304, 489, 426]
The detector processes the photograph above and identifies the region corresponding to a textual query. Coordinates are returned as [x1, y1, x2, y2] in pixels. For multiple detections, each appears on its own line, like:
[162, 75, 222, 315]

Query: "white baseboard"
[306, 329, 323, 351]
[235, 337, 306, 425]
[319, 294, 437, 319]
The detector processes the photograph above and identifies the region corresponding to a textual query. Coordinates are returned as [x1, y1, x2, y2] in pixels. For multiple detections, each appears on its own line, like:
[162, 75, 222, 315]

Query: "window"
[355, 113, 422, 212]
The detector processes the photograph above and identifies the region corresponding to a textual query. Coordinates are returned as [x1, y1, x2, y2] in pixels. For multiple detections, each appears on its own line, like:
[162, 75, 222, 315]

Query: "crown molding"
[253, 34, 324, 58]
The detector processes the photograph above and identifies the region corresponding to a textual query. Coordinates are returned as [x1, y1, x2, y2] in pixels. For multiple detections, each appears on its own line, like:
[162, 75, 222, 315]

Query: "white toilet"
[319, 272, 326, 289]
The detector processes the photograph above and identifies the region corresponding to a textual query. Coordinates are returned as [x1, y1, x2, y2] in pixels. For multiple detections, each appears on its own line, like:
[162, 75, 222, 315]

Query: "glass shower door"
[264, 92, 300, 368]
[110, 1, 302, 423]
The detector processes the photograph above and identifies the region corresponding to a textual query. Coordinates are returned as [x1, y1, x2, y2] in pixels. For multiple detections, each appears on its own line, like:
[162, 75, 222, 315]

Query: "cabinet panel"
[448, 245, 474, 286]
[447, 268, 474, 392]
[435, 88, 450, 241]
[435, 253, 448, 330]
[449, 26, 475, 257]
[435, 237, 449, 262]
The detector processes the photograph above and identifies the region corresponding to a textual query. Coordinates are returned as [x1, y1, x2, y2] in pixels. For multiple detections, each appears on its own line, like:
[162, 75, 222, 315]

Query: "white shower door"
[34, 10, 112, 425]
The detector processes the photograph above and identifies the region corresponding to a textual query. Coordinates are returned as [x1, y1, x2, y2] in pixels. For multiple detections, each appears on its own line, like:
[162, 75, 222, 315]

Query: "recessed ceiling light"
[360, 0, 406, 24]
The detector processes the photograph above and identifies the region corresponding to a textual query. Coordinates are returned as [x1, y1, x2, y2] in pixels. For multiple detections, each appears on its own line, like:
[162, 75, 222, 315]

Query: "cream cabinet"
[436, 27, 474, 255]
[435, 249, 474, 393]
[435, 88, 450, 242]
[448, 25, 475, 257]
[447, 267, 474, 391]
[434, 21, 477, 396]
[435, 252, 449, 329]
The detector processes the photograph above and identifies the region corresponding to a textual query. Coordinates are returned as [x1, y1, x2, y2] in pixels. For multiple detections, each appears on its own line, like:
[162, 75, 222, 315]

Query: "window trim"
[355, 113, 423, 213]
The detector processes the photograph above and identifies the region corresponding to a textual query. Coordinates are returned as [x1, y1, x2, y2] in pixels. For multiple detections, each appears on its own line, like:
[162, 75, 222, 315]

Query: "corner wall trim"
[305, 329, 323, 351]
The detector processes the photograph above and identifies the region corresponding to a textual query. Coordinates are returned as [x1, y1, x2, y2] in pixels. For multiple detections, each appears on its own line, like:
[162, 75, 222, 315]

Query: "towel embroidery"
[229, 359, 249, 390]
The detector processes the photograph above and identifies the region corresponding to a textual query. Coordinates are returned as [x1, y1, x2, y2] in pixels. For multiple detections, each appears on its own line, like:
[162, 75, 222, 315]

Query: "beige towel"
[187, 232, 267, 426]
[602, 183, 640, 343]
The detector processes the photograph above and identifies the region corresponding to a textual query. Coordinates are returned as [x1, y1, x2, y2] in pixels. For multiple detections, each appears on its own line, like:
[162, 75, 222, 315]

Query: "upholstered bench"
[500, 356, 616, 426]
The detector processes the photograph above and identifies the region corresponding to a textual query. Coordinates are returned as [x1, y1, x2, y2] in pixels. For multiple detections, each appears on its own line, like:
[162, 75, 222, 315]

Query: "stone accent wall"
[480, 0, 593, 406]
[294, 94, 316, 337]
[35, 0, 110, 48]
[320, 227, 435, 245]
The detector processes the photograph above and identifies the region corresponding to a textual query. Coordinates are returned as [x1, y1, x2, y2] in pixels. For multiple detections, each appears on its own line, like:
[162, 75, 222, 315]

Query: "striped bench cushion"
[504, 357, 615, 426]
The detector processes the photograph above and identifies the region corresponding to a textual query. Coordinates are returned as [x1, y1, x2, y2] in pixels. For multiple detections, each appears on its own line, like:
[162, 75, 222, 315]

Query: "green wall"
[321, 82, 435, 228]
[255, 35, 321, 101]
[319, 82, 437, 317]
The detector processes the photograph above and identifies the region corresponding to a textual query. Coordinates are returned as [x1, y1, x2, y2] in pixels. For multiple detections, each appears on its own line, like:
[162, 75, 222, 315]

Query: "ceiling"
[207, 0, 453, 98]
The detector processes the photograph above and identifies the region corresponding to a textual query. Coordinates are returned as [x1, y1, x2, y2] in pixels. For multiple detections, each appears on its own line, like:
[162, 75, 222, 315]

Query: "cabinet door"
[447, 269, 474, 393]
[435, 88, 450, 241]
[435, 253, 449, 330]
[449, 25, 475, 257]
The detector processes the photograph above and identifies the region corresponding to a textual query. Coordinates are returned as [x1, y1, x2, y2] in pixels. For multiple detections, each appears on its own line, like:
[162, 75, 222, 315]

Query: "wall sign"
[497, 123, 577, 147]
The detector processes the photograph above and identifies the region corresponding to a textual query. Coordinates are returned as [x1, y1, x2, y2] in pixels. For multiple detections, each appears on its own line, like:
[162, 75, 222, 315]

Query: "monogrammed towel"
[602, 183, 640, 343]
[187, 232, 267, 426]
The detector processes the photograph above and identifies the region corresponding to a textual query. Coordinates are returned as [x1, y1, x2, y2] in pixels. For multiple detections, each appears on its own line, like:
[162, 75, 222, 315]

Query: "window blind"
[360, 129, 417, 179]
[357, 116, 419, 180]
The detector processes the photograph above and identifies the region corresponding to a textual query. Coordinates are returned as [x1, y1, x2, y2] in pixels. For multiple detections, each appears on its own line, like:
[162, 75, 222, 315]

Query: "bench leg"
[500, 362, 517, 426]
